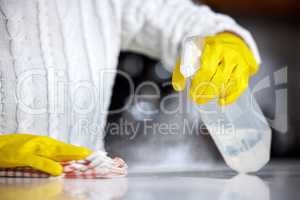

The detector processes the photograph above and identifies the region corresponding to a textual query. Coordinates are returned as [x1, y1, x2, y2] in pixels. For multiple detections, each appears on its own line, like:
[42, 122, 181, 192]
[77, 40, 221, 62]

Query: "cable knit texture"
[0, 0, 260, 150]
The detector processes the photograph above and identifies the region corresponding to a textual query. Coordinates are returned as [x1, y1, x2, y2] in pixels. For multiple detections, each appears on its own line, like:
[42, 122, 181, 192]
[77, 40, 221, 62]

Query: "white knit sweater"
[0, 0, 260, 150]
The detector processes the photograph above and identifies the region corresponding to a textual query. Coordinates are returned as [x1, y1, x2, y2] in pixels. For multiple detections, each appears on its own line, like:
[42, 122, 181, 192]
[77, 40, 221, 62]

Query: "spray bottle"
[181, 36, 272, 173]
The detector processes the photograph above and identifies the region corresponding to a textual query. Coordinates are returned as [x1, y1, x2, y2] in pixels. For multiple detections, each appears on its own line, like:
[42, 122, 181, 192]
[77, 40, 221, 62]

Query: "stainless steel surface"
[1, 161, 299, 200]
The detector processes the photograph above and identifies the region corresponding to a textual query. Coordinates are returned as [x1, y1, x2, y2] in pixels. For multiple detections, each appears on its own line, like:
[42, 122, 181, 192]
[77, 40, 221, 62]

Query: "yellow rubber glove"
[0, 134, 92, 176]
[172, 32, 259, 105]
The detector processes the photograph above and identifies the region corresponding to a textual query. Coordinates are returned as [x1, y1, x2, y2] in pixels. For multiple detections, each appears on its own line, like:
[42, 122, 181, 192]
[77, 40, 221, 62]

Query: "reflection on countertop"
[3, 164, 300, 200]
[0, 177, 128, 200]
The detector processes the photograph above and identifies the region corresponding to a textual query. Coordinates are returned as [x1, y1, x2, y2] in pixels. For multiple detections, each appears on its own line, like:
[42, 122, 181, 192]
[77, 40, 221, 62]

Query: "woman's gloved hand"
[0, 134, 92, 176]
[172, 32, 259, 105]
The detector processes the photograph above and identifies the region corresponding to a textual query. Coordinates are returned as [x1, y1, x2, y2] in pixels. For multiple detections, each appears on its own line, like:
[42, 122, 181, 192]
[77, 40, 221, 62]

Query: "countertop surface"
[1, 160, 299, 200]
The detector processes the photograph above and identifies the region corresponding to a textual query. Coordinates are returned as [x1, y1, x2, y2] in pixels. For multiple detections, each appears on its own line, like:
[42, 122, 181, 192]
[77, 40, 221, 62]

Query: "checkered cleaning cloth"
[0, 158, 127, 179]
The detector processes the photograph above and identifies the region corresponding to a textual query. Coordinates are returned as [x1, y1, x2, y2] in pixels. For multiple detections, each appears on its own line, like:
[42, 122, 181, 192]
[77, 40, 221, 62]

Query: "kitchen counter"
[1, 160, 299, 200]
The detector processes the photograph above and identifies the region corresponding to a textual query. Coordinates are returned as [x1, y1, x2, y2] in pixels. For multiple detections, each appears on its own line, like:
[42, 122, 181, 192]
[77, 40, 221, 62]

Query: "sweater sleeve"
[120, 0, 261, 71]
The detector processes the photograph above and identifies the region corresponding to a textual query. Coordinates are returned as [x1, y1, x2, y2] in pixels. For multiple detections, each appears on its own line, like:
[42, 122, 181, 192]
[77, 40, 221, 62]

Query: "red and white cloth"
[62, 157, 127, 179]
[0, 167, 50, 178]
[0, 157, 127, 179]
